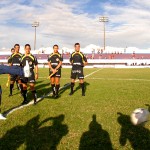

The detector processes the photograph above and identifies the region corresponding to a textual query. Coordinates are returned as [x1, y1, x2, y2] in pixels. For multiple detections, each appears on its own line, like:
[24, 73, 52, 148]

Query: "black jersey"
[8, 53, 22, 66]
[7, 56, 12, 64]
[48, 53, 63, 68]
[70, 51, 87, 66]
[21, 54, 38, 70]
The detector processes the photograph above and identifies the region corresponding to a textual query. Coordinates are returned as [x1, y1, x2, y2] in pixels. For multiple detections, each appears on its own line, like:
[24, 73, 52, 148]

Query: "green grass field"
[0, 68, 150, 150]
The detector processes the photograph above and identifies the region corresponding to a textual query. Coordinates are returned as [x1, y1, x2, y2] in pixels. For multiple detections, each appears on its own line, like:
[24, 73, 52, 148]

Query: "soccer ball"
[130, 108, 150, 125]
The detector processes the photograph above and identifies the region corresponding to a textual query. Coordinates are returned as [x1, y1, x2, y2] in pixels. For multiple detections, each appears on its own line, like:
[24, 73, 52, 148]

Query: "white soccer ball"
[130, 108, 150, 125]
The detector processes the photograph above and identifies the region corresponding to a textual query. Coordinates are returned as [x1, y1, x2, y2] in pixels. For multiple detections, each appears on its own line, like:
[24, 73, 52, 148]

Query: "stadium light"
[99, 16, 109, 51]
[32, 21, 39, 50]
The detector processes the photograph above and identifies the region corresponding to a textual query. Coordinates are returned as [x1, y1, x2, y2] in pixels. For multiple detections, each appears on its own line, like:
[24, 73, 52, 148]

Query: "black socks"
[22, 90, 27, 104]
[19, 84, 23, 95]
[55, 84, 60, 96]
[9, 84, 14, 95]
[16, 80, 19, 90]
[31, 90, 37, 104]
[71, 82, 75, 93]
[51, 84, 55, 96]
[69, 82, 75, 95]
[80, 83, 85, 96]
[51, 84, 60, 98]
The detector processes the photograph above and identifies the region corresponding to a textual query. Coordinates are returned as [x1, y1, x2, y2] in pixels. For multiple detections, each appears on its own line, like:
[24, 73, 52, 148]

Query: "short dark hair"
[74, 43, 80, 46]
[53, 44, 59, 49]
[14, 44, 20, 48]
[25, 44, 31, 49]
[11, 48, 15, 52]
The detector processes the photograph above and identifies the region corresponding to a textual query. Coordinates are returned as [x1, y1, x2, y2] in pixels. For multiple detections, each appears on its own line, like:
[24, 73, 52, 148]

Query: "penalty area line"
[86, 77, 150, 82]
[1, 68, 102, 119]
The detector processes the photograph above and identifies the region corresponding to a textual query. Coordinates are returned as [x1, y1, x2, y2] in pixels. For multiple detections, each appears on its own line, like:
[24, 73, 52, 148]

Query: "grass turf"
[0, 68, 150, 150]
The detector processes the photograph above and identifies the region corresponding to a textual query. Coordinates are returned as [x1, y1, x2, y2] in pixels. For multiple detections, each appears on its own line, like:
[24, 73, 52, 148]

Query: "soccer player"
[21, 44, 38, 105]
[8, 44, 23, 96]
[48, 45, 63, 98]
[69, 43, 88, 96]
[8, 48, 19, 90]
[11, 48, 15, 54]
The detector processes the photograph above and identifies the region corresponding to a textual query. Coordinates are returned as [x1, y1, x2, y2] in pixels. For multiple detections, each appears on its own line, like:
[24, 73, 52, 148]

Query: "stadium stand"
[1, 53, 150, 68]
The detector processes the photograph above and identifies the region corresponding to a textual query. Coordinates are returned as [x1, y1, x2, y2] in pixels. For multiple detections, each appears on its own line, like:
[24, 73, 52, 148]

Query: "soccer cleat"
[69, 92, 74, 96]
[54, 94, 59, 99]
[34, 101, 37, 105]
[34, 94, 37, 104]
[21, 100, 28, 105]
[82, 92, 85, 96]
[51, 94, 56, 98]
[9, 94, 12, 97]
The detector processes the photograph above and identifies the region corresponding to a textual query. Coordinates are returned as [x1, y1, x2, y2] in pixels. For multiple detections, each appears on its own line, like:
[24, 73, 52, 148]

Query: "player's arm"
[48, 61, 56, 74]
[35, 64, 38, 80]
[34, 57, 38, 80]
[7, 56, 12, 87]
[69, 54, 73, 65]
[55, 56, 63, 71]
[48, 56, 56, 74]
[83, 55, 88, 66]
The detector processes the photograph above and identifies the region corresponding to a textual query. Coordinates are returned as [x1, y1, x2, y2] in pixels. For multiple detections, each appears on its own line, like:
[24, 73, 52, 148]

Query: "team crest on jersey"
[56, 58, 59, 61]
[29, 61, 32, 65]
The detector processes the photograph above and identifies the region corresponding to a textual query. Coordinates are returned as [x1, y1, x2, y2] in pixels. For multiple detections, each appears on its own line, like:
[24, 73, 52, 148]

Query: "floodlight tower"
[99, 16, 109, 51]
[32, 21, 39, 50]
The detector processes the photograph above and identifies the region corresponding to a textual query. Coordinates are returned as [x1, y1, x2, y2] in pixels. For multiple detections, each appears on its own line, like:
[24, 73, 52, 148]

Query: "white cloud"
[0, 0, 149, 51]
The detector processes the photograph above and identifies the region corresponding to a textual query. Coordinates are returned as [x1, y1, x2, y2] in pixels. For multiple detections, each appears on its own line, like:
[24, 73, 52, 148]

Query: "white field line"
[86, 77, 150, 82]
[2, 76, 150, 82]
[2, 69, 102, 118]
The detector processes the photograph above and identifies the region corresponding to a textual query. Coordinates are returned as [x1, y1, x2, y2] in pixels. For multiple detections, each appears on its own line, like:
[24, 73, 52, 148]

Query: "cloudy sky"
[0, 0, 150, 50]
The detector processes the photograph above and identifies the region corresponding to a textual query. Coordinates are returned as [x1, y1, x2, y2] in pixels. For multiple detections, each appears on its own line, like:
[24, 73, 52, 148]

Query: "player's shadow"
[117, 112, 150, 150]
[36, 83, 51, 95]
[36, 80, 50, 96]
[58, 83, 71, 96]
[74, 82, 90, 93]
[0, 114, 69, 150]
[79, 114, 113, 150]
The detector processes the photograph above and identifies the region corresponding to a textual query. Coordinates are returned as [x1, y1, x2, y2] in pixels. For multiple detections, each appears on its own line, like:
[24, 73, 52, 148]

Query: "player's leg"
[54, 69, 61, 98]
[9, 75, 15, 96]
[22, 82, 28, 104]
[28, 72, 37, 104]
[79, 79, 85, 96]
[69, 68, 77, 95]
[17, 78, 23, 96]
[55, 77, 60, 98]
[29, 83, 37, 104]
[49, 68, 56, 97]
[69, 78, 76, 95]
[50, 77, 56, 97]
[78, 68, 85, 96]
[15, 79, 19, 90]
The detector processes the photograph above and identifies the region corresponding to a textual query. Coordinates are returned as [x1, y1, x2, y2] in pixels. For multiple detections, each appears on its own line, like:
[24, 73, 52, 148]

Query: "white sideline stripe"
[2, 69, 102, 118]
[84, 69, 103, 78]
[86, 77, 150, 82]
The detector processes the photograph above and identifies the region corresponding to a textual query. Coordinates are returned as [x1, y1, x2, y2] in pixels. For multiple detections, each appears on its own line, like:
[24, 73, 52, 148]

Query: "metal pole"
[34, 27, 36, 50]
[99, 17, 108, 51]
[103, 21, 106, 50]
[32, 21, 39, 50]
